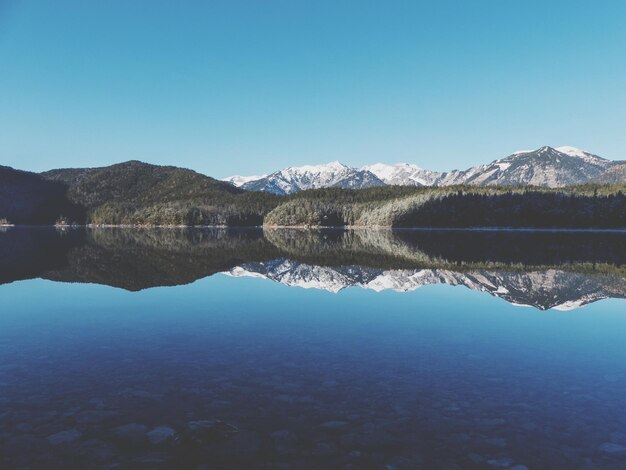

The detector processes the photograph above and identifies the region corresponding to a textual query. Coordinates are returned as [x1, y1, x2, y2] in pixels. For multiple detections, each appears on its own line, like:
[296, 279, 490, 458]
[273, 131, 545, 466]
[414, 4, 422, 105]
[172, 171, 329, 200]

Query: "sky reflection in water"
[1, 228, 626, 469]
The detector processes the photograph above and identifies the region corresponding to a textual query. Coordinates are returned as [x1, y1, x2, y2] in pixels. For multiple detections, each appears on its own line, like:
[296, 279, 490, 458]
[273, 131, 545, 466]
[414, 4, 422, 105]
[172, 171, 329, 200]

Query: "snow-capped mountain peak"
[510, 146, 606, 164]
[234, 161, 384, 195]
[223, 261, 626, 310]
[554, 145, 609, 165]
[221, 145, 620, 193]
[280, 161, 348, 177]
[224, 174, 268, 187]
[435, 145, 615, 187]
[362, 163, 441, 186]
[556, 146, 590, 158]
[292, 160, 346, 171]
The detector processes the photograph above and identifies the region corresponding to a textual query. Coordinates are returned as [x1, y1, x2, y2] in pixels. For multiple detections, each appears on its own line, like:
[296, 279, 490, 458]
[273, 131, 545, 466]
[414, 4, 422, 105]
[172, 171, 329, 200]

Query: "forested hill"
[42, 160, 243, 207]
[263, 184, 626, 228]
[265, 185, 626, 229]
[41, 160, 280, 226]
[3, 161, 279, 225]
[0, 161, 625, 228]
[0, 165, 85, 224]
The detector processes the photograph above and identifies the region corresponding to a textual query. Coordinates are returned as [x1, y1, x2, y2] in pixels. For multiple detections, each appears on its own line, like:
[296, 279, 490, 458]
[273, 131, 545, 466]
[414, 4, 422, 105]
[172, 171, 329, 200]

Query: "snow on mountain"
[362, 163, 441, 186]
[222, 146, 621, 192]
[224, 174, 268, 187]
[224, 261, 626, 310]
[225, 259, 357, 293]
[555, 146, 588, 158]
[555, 146, 611, 165]
[435, 146, 615, 187]
[235, 161, 385, 195]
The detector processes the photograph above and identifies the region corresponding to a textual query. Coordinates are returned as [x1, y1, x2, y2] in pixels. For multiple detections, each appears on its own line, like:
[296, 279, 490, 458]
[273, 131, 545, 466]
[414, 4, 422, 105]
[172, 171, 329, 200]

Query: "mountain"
[435, 146, 615, 187]
[227, 146, 622, 192]
[226, 260, 626, 310]
[224, 174, 268, 187]
[396, 145, 616, 187]
[228, 161, 385, 195]
[42, 160, 243, 208]
[39, 160, 278, 225]
[3, 225, 626, 310]
[362, 163, 440, 186]
[594, 162, 626, 184]
[2, 150, 625, 227]
[0, 166, 85, 224]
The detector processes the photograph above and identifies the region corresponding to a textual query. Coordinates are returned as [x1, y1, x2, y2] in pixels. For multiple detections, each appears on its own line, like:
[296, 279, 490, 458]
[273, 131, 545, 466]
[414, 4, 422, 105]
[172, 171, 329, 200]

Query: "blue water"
[2, 228, 626, 468]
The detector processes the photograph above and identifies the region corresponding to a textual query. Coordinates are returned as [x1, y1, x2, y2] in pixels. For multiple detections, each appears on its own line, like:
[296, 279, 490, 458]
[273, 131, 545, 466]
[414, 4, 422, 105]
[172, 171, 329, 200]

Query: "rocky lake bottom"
[2, 227, 626, 469]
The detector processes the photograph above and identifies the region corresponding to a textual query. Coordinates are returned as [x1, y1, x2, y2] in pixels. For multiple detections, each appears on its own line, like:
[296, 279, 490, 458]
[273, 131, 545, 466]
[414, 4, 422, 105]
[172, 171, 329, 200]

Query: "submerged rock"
[147, 425, 176, 445]
[271, 429, 298, 454]
[175, 419, 239, 448]
[477, 418, 507, 427]
[218, 430, 261, 456]
[130, 452, 168, 465]
[113, 423, 149, 441]
[320, 420, 349, 430]
[609, 432, 626, 444]
[75, 409, 119, 424]
[485, 456, 514, 468]
[76, 438, 116, 461]
[47, 429, 82, 445]
[310, 442, 338, 457]
[5, 435, 43, 454]
[599, 442, 626, 455]
[467, 453, 485, 464]
[485, 437, 507, 448]
[187, 420, 239, 437]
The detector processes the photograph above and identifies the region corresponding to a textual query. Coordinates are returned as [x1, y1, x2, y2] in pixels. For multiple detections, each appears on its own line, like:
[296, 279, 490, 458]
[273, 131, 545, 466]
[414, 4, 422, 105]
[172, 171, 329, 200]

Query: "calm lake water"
[2, 227, 626, 469]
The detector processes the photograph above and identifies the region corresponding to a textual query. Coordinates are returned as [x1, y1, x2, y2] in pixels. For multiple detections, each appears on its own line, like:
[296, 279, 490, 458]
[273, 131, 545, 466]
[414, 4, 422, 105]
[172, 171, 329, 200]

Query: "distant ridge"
[225, 146, 622, 194]
[227, 161, 385, 195]
[1, 152, 625, 227]
[227, 261, 626, 311]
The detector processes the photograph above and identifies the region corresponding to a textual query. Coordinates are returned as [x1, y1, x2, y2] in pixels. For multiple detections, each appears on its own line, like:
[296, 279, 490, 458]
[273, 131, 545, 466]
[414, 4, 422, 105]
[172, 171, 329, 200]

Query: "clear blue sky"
[1, 0, 625, 177]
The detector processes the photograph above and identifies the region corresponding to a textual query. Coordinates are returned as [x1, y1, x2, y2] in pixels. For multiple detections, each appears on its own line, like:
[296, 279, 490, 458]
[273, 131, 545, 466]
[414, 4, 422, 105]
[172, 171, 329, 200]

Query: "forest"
[264, 184, 626, 229]
[1, 161, 625, 228]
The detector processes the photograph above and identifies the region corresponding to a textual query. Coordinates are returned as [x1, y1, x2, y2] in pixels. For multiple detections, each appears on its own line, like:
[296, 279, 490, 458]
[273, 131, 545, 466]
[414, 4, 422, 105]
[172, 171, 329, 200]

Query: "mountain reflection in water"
[3, 226, 626, 469]
[1, 226, 625, 310]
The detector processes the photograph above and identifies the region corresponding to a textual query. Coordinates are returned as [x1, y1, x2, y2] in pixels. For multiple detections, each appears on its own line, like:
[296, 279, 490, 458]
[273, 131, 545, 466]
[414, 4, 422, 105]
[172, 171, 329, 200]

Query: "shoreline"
[3, 224, 626, 233]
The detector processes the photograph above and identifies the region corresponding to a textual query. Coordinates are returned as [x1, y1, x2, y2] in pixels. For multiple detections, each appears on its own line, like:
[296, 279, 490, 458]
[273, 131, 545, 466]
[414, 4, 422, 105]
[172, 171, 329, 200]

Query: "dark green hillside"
[264, 185, 428, 226]
[265, 184, 626, 228]
[42, 160, 242, 207]
[0, 227, 85, 283]
[2, 160, 625, 227]
[395, 189, 626, 228]
[3, 226, 626, 290]
[41, 161, 280, 225]
[43, 227, 281, 290]
[0, 166, 84, 224]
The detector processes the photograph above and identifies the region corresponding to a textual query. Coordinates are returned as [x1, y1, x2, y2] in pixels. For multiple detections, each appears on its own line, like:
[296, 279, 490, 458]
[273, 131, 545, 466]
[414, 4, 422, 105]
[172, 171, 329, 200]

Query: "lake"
[2, 227, 626, 469]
